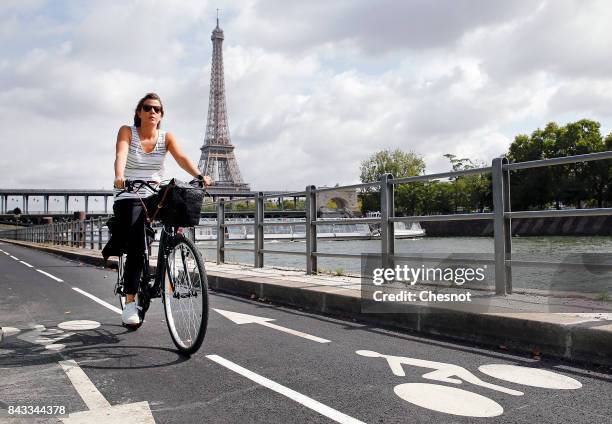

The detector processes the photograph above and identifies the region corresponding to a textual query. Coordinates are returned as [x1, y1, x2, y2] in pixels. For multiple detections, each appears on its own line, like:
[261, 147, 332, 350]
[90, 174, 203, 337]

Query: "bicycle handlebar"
[123, 179, 161, 194]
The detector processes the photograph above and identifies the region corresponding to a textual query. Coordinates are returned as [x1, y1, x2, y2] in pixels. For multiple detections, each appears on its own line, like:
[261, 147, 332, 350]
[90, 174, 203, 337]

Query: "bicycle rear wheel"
[162, 233, 208, 354]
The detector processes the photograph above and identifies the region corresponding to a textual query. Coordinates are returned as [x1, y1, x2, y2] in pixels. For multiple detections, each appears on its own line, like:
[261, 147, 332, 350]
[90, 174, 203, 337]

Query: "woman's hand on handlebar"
[114, 177, 125, 189]
[189, 174, 213, 188]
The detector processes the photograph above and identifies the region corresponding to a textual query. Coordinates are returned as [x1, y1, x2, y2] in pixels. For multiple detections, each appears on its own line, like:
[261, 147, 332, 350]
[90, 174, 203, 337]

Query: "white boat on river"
[194, 217, 425, 241]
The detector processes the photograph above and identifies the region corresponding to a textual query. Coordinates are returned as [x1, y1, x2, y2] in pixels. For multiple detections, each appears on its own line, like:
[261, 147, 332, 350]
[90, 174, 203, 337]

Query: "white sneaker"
[122, 301, 140, 326]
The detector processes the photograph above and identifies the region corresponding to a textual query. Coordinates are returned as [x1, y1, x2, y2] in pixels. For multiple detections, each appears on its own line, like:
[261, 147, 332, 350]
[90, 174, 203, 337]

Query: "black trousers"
[113, 198, 148, 295]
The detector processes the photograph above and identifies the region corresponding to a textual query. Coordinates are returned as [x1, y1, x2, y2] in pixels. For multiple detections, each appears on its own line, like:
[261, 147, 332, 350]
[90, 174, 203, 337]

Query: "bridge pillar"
[64, 195, 69, 214]
[23, 195, 28, 214]
[44, 195, 49, 214]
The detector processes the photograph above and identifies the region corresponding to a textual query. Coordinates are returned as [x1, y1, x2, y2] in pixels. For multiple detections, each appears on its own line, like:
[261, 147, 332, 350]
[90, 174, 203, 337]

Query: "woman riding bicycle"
[112, 92, 212, 326]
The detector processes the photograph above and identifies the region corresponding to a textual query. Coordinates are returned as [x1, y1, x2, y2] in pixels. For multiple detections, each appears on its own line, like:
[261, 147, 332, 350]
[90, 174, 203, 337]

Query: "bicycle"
[113, 179, 209, 354]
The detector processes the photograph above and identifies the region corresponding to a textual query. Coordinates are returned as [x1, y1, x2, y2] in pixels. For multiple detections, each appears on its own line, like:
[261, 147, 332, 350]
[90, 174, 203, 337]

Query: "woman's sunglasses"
[142, 104, 162, 114]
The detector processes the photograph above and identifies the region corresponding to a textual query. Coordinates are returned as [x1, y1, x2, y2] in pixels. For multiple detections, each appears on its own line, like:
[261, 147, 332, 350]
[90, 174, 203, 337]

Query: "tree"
[359, 149, 426, 182]
[359, 149, 426, 215]
[443, 154, 491, 213]
[507, 119, 610, 209]
[507, 125, 556, 210]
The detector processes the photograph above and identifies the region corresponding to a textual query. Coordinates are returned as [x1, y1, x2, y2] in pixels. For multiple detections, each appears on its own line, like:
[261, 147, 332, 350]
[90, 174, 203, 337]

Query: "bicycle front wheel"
[162, 234, 209, 354]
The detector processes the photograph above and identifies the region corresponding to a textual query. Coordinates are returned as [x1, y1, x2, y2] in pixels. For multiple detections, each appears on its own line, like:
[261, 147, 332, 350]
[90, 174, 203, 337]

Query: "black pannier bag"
[151, 179, 205, 227]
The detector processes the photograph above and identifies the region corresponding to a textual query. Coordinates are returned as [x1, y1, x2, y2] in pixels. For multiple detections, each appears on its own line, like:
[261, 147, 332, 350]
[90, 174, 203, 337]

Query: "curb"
[2, 238, 611, 368]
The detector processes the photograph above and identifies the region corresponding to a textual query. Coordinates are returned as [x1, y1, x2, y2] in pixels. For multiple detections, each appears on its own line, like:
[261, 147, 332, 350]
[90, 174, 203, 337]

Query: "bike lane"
[1, 244, 611, 423]
[0, 244, 122, 421]
[0, 245, 346, 423]
[190, 296, 612, 423]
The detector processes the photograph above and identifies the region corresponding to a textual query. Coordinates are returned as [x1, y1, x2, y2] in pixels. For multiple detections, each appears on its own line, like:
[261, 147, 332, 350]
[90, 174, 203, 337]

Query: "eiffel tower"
[198, 17, 250, 192]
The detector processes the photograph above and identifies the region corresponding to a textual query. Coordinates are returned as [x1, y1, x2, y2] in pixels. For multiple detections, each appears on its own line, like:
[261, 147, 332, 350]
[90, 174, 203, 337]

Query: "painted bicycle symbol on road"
[356, 350, 582, 418]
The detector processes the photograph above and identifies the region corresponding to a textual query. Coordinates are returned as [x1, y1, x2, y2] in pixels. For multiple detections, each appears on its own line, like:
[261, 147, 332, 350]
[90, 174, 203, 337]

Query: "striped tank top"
[114, 126, 167, 199]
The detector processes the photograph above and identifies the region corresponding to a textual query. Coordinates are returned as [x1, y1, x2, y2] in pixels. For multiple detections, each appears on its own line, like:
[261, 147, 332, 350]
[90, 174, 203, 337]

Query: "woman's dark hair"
[133, 92, 164, 128]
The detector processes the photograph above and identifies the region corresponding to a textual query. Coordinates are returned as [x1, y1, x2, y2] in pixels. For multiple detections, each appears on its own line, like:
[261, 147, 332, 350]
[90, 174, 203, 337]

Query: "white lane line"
[71, 287, 122, 315]
[36, 269, 64, 282]
[206, 355, 366, 424]
[10, 255, 19, 260]
[3, 251, 9, 255]
[260, 321, 331, 343]
[59, 359, 111, 410]
[6, 252, 121, 315]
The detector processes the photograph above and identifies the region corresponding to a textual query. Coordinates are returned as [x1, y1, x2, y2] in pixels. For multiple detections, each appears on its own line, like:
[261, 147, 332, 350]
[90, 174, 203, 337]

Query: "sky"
[2, 0, 612, 203]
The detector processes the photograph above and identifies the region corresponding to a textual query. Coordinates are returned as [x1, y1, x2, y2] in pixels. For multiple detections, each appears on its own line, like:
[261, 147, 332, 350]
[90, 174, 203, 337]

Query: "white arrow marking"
[207, 355, 364, 424]
[59, 359, 155, 423]
[213, 309, 331, 343]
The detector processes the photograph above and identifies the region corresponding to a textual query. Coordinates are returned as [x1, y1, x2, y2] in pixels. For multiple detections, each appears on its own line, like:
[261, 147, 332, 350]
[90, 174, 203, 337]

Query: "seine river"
[197, 236, 612, 294]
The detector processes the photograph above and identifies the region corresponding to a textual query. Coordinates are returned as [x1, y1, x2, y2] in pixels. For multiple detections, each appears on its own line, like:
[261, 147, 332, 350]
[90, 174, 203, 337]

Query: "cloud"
[1, 0, 611, 193]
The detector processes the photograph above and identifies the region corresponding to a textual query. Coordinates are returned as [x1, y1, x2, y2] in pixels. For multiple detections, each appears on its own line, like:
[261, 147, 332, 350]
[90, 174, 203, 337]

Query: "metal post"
[492, 157, 509, 295]
[254, 193, 264, 268]
[305, 185, 317, 274]
[89, 218, 94, 249]
[217, 200, 225, 264]
[503, 163, 512, 293]
[65, 196, 69, 214]
[104, 196, 109, 214]
[98, 217, 103, 249]
[380, 174, 395, 269]
[23, 195, 28, 214]
[85, 196, 89, 214]
[44, 195, 49, 214]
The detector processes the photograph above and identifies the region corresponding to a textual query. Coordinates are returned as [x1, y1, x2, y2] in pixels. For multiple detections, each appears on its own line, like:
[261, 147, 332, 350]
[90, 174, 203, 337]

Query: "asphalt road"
[1, 241, 611, 424]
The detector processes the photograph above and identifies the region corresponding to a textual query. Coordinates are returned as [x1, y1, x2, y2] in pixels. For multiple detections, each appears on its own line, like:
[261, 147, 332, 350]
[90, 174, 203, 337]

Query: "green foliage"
[359, 149, 426, 182]
[357, 119, 611, 215]
[508, 119, 611, 210]
[359, 149, 425, 214]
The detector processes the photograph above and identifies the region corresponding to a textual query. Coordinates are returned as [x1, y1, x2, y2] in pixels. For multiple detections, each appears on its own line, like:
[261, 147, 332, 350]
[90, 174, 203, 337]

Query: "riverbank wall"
[420, 215, 612, 237]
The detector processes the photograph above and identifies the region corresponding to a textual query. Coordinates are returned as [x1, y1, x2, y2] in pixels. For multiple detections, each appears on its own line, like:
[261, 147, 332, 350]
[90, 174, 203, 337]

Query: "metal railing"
[0, 217, 111, 250]
[1, 151, 611, 296]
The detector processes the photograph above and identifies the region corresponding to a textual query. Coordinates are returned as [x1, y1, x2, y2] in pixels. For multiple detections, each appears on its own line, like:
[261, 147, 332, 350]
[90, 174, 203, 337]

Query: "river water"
[197, 236, 612, 294]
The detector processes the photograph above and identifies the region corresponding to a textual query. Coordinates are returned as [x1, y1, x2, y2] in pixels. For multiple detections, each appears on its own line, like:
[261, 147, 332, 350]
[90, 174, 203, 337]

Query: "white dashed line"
[3, 252, 9, 255]
[10, 255, 19, 260]
[36, 269, 64, 282]
[71, 287, 122, 314]
[19, 261, 33, 268]
[207, 355, 366, 424]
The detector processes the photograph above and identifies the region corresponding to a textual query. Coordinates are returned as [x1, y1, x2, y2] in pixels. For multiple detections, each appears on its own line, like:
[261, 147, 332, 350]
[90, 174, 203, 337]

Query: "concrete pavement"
[1, 241, 612, 423]
[2, 238, 612, 368]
